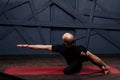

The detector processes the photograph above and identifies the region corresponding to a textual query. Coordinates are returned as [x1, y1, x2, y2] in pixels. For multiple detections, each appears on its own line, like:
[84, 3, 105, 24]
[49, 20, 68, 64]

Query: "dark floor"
[0, 54, 120, 80]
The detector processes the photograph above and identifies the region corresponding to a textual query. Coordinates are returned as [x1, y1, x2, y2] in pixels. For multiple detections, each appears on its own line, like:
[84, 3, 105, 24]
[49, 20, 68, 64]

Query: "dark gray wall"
[0, 0, 120, 55]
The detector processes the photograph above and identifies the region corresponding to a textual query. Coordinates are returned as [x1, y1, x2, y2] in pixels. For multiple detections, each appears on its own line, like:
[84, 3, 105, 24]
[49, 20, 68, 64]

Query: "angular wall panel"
[0, 0, 120, 54]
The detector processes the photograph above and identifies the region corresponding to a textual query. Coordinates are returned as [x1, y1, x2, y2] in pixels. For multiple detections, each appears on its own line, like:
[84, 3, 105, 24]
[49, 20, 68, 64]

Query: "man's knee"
[64, 68, 74, 75]
[63, 67, 81, 75]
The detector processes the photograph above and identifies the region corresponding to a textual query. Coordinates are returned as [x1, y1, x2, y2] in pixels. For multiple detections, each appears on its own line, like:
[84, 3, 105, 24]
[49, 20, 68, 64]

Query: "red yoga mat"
[4, 66, 120, 75]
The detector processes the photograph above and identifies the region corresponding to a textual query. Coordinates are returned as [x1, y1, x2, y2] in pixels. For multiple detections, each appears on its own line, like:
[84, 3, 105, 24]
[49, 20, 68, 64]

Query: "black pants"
[64, 60, 82, 75]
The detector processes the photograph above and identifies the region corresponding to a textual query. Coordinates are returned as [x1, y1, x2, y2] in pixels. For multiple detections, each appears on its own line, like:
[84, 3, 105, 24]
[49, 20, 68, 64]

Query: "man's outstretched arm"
[81, 51, 110, 74]
[17, 44, 52, 51]
[87, 51, 110, 74]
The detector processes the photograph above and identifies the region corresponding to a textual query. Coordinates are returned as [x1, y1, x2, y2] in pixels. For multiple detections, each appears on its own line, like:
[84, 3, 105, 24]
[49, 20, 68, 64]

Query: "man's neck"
[64, 44, 73, 47]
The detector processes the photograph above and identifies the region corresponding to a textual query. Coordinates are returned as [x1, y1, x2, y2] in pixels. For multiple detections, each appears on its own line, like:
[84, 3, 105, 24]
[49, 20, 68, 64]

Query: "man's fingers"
[104, 67, 110, 74]
[17, 44, 28, 48]
[104, 70, 110, 74]
[101, 66, 110, 74]
[17, 44, 22, 47]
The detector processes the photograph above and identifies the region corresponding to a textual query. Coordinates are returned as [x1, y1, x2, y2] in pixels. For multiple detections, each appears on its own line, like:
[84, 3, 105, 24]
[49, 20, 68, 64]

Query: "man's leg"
[64, 60, 82, 75]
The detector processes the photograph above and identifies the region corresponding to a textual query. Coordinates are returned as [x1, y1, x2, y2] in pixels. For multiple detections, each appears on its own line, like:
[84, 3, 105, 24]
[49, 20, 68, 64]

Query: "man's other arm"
[80, 51, 110, 74]
[17, 44, 52, 51]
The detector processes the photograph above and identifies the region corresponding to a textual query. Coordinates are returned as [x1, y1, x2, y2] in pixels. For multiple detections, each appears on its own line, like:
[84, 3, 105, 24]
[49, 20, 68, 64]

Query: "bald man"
[17, 32, 110, 75]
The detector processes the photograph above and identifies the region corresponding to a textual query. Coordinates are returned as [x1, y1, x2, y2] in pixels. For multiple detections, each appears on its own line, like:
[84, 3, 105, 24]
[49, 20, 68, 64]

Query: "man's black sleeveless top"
[52, 44, 88, 65]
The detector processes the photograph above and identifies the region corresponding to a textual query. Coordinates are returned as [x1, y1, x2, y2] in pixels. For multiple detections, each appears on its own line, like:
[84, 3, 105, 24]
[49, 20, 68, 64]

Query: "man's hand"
[104, 70, 110, 74]
[17, 44, 29, 48]
[101, 66, 110, 74]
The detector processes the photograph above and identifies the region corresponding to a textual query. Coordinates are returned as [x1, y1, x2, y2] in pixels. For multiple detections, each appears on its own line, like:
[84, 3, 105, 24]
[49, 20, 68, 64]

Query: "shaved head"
[62, 33, 75, 47]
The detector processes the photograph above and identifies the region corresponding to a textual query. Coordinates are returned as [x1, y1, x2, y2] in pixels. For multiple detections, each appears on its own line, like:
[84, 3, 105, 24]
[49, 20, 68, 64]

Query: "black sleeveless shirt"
[52, 44, 88, 65]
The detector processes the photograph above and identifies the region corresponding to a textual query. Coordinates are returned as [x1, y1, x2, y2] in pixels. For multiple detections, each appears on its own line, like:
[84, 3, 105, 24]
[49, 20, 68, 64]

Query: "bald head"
[62, 33, 75, 47]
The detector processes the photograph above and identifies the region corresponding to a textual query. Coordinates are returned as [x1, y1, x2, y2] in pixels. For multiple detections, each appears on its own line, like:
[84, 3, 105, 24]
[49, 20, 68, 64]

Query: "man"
[17, 32, 110, 75]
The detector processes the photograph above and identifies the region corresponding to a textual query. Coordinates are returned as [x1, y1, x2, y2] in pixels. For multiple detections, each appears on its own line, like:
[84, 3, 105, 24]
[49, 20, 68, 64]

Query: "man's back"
[52, 44, 88, 65]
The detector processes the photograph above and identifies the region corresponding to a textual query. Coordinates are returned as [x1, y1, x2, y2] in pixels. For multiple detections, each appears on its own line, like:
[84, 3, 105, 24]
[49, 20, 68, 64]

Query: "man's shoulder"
[52, 44, 64, 46]
[52, 44, 65, 48]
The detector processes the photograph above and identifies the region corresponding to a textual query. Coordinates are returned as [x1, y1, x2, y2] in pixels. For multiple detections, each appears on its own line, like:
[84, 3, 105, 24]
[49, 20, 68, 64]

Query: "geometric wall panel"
[0, 0, 120, 54]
